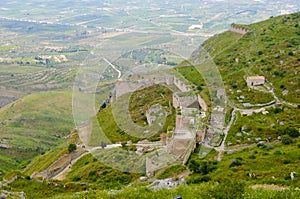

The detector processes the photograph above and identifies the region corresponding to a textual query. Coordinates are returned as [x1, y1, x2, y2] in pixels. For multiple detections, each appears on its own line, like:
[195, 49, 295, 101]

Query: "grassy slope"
[3, 12, 300, 199]
[7, 177, 300, 199]
[203, 12, 300, 104]
[129, 84, 175, 132]
[210, 140, 300, 187]
[199, 13, 300, 145]
[0, 91, 74, 176]
[226, 105, 300, 145]
[90, 84, 176, 146]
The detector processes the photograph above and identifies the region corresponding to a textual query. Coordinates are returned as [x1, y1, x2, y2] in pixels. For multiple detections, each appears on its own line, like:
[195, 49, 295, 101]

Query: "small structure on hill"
[246, 76, 265, 87]
[230, 24, 252, 35]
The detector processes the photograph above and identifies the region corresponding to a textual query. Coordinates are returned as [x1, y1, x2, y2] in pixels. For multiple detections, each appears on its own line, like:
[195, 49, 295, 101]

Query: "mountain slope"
[1, 12, 300, 199]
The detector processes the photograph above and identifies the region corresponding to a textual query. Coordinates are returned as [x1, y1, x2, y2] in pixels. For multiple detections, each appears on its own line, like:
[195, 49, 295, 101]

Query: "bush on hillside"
[285, 127, 299, 138]
[210, 178, 245, 199]
[68, 143, 77, 153]
[282, 135, 293, 145]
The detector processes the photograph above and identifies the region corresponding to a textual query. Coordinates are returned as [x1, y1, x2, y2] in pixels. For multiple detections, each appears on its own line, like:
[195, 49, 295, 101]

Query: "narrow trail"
[52, 151, 88, 181]
[215, 109, 236, 161]
[103, 57, 122, 79]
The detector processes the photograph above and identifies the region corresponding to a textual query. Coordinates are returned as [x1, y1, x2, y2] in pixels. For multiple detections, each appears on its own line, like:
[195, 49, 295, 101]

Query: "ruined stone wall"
[115, 81, 144, 98]
[173, 93, 180, 108]
[116, 76, 175, 98]
[175, 115, 195, 130]
[174, 76, 192, 92]
[146, 112, 155, 126]
[197, 95, 208, 111]
[196, 129, 206, 143]
[116, 75, 193, 99]
[145, 105, 161, 126]
[230, 24, 251, 35]
[173, 93, 198, 108]
[182, 139, 196, 164]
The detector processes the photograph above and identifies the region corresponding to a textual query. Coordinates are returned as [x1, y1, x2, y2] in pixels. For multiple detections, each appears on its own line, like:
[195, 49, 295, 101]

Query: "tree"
[68, 143, 77, 153]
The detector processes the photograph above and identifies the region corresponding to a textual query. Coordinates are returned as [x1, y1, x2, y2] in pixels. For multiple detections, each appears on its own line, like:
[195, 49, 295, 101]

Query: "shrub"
[197, 85, 203, 91]
[211, 178, 245, 199]
[229, 158, 243, 167]
[274, 70, 280, 76]
[274, 150, 282, 155]
[282, 135, 292, 145]
[283, 159, 291, 164]
[68, 143, 77, 153]
[231, 83, 238, 89]
[188, 160, 217, 175]
[285, 127, 299, 138]
[72, 176, 81, 181]
[274, 107, 282, 113]
[186, 174, 211, 184]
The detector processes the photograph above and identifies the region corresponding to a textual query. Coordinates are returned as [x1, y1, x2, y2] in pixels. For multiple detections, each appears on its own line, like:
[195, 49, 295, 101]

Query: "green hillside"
[0, 91, 74, 177]
[202, 12, 300, 104]
[1, 12, 300, 198]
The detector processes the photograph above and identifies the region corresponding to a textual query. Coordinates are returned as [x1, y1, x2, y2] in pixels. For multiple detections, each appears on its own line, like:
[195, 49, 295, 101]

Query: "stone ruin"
[230, 24, 252, 35]
[146, 104, 168, 126]
[246, 76, 265, 87]
[115, 75, 192, 98]
[115, 74, 211, 176]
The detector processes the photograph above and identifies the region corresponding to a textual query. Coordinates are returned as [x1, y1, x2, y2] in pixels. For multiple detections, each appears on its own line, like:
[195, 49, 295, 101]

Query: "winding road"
[103, 57, 122, 79]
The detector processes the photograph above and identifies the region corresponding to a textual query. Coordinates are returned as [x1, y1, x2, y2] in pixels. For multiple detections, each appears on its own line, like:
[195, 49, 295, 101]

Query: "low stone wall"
[197, 95, 208, 111]
[173, 93, 198, 108]
[115, 75, 192, 98]
[230, 24, 252, 35]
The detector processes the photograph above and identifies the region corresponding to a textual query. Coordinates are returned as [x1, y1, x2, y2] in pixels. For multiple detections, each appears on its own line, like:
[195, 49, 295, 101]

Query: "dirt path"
[103, 57, 122, 79]
[52, 151, 88, 181]
[251, 184, 300, 191]
[215, 109, 236, 160]
[77, 120, 92, 146]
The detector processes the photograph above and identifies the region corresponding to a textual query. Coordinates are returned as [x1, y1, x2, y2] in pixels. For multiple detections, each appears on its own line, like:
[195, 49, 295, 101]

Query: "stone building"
[246, 76, 265, 87]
